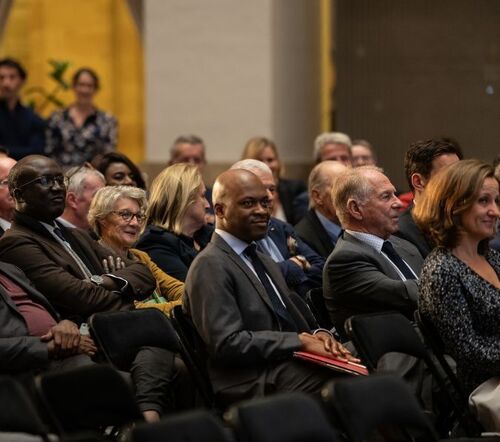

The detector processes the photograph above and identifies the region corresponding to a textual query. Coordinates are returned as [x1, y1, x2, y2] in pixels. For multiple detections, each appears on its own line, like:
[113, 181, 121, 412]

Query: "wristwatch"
[90, 275, 105, 286]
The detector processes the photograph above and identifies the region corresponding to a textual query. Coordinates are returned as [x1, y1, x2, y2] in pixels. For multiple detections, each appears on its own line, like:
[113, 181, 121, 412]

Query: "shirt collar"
[315, 209, 342, 239]
[215, 228, 251, 257]
[345, 229, 385, 253]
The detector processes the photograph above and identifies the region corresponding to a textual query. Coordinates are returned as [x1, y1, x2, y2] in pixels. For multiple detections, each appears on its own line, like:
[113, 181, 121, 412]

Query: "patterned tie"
[382, 241, 416, 280]
[244, 244, 297, 332]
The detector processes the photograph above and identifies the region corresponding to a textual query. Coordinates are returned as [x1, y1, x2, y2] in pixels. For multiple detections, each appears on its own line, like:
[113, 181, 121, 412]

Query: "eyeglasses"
[112, 210, 146, 224]
[16, 174, 68, 190]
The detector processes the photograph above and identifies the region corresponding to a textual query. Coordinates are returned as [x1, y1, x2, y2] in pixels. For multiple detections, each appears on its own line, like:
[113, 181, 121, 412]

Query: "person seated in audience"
[295, 161, 347, 258]
[184, 168, 357, 404]
[396, 138, 463, 258]
[294, 131, 353, 220]
[45, 67, 118, 168]
[136, 163, 212, 282]
[0, 155, 16, 234]
[0, 260, 95, 374]
[88, 185, 184, 315]
[490, 155, 500, 252]
[0, 154, 179, 422]
[0, 58, 45, 160]
[313, 132, 352, 166]
[92, 151, 146, 189]
[58, 165, 105, 230]
[0, 155, 155, 319]
[231, 160, 324, 297]
[323, 166, 423, 339]
[351, 139, 377, 167]
[414, 160, 500, 406]
[241, 136, 306, 225]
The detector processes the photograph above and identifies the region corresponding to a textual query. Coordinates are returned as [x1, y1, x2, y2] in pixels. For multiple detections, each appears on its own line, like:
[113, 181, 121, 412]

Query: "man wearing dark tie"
[184, 169, 357, 404]
[323, 166, 423, 340]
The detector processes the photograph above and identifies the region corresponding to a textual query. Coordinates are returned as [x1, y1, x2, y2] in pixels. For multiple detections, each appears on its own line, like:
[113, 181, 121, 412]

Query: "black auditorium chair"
[306, 287, 334, 330]
[0, 376, 52, 442]
[345, 311, 486, 438]
[171, 305, 217, 409]
[225, 392, 341, 442]
[323, 374, 500, 442]
[133, 410, 233, 442]
[35, 364, 143, 437]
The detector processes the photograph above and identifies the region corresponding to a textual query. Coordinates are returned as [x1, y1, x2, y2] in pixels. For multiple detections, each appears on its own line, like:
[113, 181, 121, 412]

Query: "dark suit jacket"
[295, 209, 337, 258]
[0, 212, 156, 321]
[184, 233, 314, 396]
[323, 232, 423, 340]
[277, 178, 306, 225]
[136, 224, 213, 282]
[0, 261, 59, 372]
[396, 204, 432, 258]
[267, 218, 325, 295]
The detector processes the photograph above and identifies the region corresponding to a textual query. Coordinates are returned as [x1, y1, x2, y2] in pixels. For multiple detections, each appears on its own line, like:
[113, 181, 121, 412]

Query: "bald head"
[0, 156, 16, 220]
[213, 169, 271, 242]
[10, 155, 66, 223]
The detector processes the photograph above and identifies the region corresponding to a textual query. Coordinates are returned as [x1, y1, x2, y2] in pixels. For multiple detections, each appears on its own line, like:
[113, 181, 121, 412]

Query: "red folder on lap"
[294, 351, 369, 376]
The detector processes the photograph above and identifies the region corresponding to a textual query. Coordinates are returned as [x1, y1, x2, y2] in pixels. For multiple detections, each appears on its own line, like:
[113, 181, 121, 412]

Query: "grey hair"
[230, 159, 273, 177]
[87, 185, 147, 237]
[65, 166, 105, 197]
[313, 132, 352, 163]
[308, 161, 347, 209]
[332, 165, 383, 226]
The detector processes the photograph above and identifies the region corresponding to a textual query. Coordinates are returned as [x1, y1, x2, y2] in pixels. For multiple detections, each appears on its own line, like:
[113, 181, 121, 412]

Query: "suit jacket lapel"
[309, 210, 336, 256]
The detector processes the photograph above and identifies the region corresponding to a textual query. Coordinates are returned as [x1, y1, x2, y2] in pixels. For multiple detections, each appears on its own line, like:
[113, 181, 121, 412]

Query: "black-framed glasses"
[16, 174, 68, 190]
[111, 210, 146, 224]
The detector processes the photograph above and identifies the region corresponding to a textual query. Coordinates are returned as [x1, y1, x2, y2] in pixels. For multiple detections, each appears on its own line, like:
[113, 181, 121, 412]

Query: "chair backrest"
[323, 374, 439, 442]
[0, 376, 50, 441]
[35, 364, 143, 435]
[133, 410, 232, 442]
[345, 311, 429, 372]
[170, 305, 215, 408]
[89, 308, 181, 371]
[305, 287, 334, 330]
[225, 392, 341, 442]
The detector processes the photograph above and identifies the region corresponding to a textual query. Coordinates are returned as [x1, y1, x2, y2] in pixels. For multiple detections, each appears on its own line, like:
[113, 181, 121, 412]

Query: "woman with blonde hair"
[136, 163, 211, 281]
[242, 136, 306, 224]
[414, 159, 500, 428]
[88, 185, 184, 314]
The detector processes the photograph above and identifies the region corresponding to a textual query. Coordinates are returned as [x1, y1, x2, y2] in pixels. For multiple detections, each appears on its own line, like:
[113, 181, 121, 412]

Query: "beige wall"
[144, 0, 322, 183]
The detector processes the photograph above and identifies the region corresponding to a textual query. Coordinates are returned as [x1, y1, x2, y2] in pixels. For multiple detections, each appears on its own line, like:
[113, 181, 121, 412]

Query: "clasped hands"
[40, 320, 97, 359]
[298, 331, 360, 363]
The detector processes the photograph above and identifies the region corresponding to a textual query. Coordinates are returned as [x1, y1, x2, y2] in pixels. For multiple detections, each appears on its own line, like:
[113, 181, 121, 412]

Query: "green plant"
[25, 59, 71, 113]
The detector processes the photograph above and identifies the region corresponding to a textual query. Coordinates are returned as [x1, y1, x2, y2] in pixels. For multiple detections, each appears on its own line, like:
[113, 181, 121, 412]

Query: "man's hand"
[289, 255, 311, 271]
[41, 320, 80, 359]
[298, 332, 360, 363]
[78, 335, 97, 357]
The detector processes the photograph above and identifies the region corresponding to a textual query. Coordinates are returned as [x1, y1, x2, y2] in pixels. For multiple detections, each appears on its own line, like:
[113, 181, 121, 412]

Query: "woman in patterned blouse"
[45, 67, 117, 168]
[413, 159, 500, 396]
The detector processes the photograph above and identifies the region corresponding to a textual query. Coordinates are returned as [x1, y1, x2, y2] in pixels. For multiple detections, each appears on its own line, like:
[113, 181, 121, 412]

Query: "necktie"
[244, 244, 297, 332]
[382, 241, 416, 280]
[53, 227, 93, 279]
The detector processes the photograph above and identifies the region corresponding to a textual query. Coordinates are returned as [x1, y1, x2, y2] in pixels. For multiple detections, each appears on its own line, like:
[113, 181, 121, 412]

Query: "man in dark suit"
[231, 160, 325, 296]
[396, 138, 463, 258]
[184, 169, 357, 403]
[0, 260, 95, 373]
[0, 155, 156, 320]
[323, 166, 423, 340]
[295, 161, 347, 258]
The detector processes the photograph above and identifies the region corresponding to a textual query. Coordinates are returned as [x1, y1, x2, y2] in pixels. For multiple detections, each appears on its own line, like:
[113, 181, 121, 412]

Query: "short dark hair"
[91, 152, 146, 190]
[72, 67, 100, 90]
[0, 58, 27, 80]
[404, 137, 464, 191]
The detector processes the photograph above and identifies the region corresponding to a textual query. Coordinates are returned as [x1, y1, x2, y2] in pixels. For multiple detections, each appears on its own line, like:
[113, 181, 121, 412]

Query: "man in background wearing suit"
[323, 166, 423, 340]
[295, 161, 347, 258]
[396, 138, 462, 258]
[184, 169, 356, 404]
